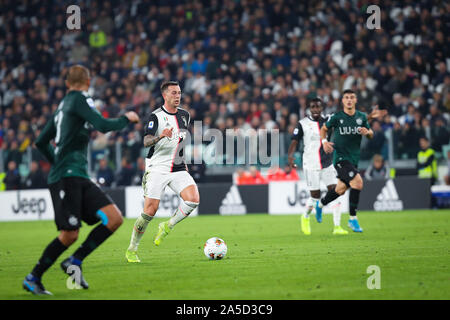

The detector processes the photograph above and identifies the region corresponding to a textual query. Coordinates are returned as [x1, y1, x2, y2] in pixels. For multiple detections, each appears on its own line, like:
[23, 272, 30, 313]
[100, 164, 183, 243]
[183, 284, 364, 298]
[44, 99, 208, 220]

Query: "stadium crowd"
[0, 0, 449, 190]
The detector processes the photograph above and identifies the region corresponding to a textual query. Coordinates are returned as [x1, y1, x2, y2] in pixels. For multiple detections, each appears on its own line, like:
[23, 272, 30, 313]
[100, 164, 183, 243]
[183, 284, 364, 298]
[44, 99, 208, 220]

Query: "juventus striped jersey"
[291, 115, 333, 171]
[144, 105, 190, 173]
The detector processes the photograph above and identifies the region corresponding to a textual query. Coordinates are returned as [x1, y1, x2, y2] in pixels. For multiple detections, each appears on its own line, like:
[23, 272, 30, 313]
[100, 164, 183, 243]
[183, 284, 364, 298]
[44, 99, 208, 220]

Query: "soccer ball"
[203, 237, 227, 260]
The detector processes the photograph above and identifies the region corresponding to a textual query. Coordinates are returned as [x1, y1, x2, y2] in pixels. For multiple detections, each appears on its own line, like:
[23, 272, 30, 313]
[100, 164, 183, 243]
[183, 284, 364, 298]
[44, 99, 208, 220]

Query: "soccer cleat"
[125, 250, 141, 263]
[154, 221, 171, 246]
[23, 274, 52, 295]
[333, 226, 349, 235]
[301, 216, 311, 235]
[60, 258, 89, 289]
[348, 219, 363, 233]
[315, 201, 323, 223]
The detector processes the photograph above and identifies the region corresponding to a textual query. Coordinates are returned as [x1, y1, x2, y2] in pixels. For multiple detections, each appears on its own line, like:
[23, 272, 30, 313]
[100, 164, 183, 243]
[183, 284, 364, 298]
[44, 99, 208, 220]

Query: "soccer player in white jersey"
[288, 98, 348, 235]
[125, 81, 199, 263]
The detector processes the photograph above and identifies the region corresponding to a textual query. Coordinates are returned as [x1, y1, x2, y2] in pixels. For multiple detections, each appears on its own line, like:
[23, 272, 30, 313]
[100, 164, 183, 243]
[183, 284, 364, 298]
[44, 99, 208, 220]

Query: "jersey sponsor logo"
[374, 179, 404, 211]
[219, 185, 247, 215]
[338, 126, 361, 135]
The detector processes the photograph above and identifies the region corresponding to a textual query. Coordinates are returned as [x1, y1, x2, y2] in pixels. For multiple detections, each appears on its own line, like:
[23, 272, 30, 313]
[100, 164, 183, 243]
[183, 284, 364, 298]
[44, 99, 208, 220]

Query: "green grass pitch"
[0, 210, 449, 300]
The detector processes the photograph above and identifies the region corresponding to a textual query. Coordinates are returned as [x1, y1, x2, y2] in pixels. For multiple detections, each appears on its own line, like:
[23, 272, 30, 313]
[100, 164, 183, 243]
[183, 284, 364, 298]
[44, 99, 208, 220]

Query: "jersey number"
[54, 104, 64, 154]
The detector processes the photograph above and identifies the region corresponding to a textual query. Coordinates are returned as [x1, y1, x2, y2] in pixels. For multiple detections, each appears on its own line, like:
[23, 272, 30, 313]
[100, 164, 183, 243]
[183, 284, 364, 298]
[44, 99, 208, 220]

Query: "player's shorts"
[304, 165, 338, 191]
[335, 160, 360, 187]
[142, 170, 196, 200]
[48, 177, 113, 231]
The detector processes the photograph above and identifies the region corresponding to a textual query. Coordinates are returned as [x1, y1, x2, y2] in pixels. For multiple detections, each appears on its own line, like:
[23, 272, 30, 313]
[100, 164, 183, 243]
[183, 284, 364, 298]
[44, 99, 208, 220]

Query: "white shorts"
[304, 165, 337, 191]
[142, 170, 196, 200]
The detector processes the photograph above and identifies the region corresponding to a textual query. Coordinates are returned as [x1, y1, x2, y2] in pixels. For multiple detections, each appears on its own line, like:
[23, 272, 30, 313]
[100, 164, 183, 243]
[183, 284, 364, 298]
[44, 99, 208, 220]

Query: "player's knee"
[185, 194, 200, 204]
[59, 230, 79, 246]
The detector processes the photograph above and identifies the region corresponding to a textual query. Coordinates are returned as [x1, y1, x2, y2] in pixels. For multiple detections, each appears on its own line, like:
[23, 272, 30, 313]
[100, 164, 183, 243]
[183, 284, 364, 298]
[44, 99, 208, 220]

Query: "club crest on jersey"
[356, 118, 363, 125]
[340, 119, 344, 124]
[181, 116, 188, 127]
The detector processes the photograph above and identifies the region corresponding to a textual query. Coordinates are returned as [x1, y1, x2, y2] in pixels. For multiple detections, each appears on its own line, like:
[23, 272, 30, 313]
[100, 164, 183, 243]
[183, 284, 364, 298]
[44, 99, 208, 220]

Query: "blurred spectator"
[116, 157, 136, 186]
[24, 161, 47, 189]
[267, 166, 287, 181]
[417, 137, 437, 185]
[444, 151, 450, 186]
[363, 121, 386, 160]
[248, 166, 268, 184]
[97, 158, 114, 187]
[0, 0, 449, 188]
[364, 154, 390, 180]
[132, 157, 145, 186]
[4, 161, 21, 190]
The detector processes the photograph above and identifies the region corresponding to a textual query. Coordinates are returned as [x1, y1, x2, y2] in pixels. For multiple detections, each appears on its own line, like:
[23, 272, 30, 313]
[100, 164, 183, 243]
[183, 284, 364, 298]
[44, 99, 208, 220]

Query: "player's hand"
[369, 105, 388, 120]
[358, 127, 370, 136]
[288, 157, 297, 172]
[323, 141, 334, 154]
[125, 111, 139, 123]
[160, 127, 173, 139]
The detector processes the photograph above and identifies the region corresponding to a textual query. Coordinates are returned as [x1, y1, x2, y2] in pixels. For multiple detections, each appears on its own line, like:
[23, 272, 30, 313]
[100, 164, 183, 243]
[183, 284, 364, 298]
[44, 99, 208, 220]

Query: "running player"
[23, 65, 139, 295]
[288, 98, 348, 235]
[316, 89, 374, 232]
[125, 81, 199, 263]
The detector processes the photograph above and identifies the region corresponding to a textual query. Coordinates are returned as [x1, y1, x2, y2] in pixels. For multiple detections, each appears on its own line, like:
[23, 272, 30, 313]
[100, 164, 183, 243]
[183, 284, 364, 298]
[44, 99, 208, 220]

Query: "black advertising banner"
[197, 183, 269, 215]
[197, 183, 232, 215]
[238, 185, 269, 214]
[359, 177, 431, 211]
[104, 187, 126, 216]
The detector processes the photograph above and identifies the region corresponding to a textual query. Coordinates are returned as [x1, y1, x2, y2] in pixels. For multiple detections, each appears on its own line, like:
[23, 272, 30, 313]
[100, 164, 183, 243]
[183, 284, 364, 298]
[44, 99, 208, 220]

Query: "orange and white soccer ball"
[203, 237, 227, 260]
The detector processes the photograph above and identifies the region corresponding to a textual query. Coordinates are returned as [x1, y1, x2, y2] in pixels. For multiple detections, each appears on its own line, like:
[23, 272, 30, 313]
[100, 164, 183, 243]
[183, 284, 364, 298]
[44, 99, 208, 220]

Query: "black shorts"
[335, 160, 359, 187]
[49, 177, 113, 231]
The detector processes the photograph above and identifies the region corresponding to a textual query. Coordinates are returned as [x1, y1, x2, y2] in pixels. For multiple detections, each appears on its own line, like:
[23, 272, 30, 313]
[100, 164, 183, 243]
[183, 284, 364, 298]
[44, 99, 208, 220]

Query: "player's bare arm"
[367, 105, 388, 121]
[287, 140, 298, 171]
[143, 127, 173, 147]
[320, 124, 334, 154]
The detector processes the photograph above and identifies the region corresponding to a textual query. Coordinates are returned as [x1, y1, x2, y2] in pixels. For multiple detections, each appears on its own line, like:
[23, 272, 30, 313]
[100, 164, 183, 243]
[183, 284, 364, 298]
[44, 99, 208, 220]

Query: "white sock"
[332, 201, 342, 227]
[128, 213, 153, 252]
[305, 197, 319, 217]
[168, 200, 198, 228]
[349, 215, 357, 220]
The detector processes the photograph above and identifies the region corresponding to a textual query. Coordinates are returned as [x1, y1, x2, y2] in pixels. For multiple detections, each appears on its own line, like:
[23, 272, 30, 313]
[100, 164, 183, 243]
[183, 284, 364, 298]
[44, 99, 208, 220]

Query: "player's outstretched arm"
[287, 140, 298, 171]
[367, 105, 388, 122]
[35, 120, 56, 164]
[74, 96, 139, 133]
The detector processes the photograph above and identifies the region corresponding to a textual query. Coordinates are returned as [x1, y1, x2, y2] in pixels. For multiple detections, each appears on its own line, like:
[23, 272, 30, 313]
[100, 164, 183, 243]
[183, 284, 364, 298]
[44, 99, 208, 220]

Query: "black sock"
[349, 188, 361, 217]
[321, 189, 340, 206]
[31, 238, 68, 279]
[72, 224, 113, 262]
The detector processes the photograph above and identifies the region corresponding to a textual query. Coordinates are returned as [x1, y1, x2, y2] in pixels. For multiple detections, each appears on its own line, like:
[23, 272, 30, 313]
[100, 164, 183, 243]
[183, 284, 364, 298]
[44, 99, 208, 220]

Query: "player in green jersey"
[23, 65, 139, 295]
[315, 89, 374, 232]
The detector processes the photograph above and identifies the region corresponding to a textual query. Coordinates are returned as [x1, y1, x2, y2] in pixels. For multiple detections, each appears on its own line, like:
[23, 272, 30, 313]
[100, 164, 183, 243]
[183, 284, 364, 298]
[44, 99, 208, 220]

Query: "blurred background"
[0, 0, 449, 190]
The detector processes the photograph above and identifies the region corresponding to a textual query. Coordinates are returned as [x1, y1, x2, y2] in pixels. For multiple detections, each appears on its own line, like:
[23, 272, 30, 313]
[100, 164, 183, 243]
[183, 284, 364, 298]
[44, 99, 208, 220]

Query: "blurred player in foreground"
[23, 65, 139, 295]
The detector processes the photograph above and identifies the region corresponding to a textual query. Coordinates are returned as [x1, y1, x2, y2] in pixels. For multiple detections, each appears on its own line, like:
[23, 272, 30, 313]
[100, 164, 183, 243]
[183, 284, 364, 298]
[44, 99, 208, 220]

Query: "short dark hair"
[309, 97, 323, 106]
[342, 89, 356, 96]
[160, 81, 180, 93]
